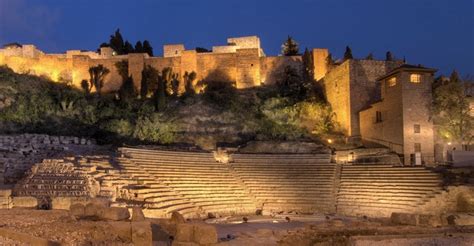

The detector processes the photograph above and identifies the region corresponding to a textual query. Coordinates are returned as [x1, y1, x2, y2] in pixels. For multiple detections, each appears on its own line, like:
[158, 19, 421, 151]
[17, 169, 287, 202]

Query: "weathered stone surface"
[51, 197, 72, 210]
[175, 223, 194, 242]
[84, 202, 105, 217]
[132, 207, 145, 221]
[12, 196, 37, 208]
[171, 211, 186, 224]
[101, 207, 130, 221]
[69, 203, 85, 217]
[0, 189, 12, 197]
[192, 223, 218, 245]
[131, 222, 152, 245]
[447, 213, 474, 226]
[418, 214, 444, 227]
[390, 212, 417, 226]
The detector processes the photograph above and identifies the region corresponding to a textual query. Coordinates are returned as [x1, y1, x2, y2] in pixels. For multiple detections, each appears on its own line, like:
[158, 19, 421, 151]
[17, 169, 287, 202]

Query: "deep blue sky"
[1, 0, 473, 76]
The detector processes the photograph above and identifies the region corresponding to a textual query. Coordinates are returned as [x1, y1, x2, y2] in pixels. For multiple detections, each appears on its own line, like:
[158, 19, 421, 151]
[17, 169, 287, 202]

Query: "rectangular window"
[410, 74, 421, 83]
[388, 77, 397, 87]
[414, 143, 421, 152]
[375, 111, 382, 123]
[414, 124, 421, 133]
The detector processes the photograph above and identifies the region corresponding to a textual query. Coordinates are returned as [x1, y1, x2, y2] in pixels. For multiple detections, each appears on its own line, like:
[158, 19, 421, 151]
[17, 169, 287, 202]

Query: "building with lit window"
[358, 64, 437, 165]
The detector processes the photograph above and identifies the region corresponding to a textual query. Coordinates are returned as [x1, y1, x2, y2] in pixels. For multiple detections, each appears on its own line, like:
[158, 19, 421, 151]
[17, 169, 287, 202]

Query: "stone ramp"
[231, 153, 336, 214]
[337, 164, 444, 217]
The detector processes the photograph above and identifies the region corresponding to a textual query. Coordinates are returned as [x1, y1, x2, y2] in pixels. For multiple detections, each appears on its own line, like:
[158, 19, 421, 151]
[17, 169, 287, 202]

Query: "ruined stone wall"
[89, 57, 127, 92]
[323, 61, 351, 135]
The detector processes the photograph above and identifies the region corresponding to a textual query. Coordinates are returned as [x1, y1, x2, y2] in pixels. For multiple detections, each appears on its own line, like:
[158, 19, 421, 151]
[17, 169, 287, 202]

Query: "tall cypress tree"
[386, 51, 393, 61]
[109, 29, 125, 55]
[281, 35, 299, 56]
[135, 41, 143, 53]
[302, 48, 314, 80]
[124, 41, 134, 54]
[343, 46, 353, 60]
[143, 40, 153, 56]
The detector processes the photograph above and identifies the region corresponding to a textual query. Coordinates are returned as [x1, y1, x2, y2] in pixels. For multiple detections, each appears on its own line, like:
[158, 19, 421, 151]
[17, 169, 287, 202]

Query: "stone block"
[12, 196, 37, 208]
[192, 223, 218, 245]
[132, 207, 146, 221]
[447, 213, 474, 226]
[0, 189, 12, 197]
[390, 212, 417, 226]
[175, 223, 194, 242]
[84, 203, 105, 217]
[132, 221, 152, 245]
[69, 203, 85, 217]
[171, 211, 186, 224]
[51, 197, 72, 210]
[172, 242, 199, 246]
[418, 214, 443, 227]
[101, 207, 130, 221]
[108, 222, 132, 242]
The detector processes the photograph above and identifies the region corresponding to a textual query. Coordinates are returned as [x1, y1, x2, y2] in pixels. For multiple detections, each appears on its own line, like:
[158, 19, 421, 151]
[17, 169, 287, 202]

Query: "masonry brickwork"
[0, 36, 293, 92]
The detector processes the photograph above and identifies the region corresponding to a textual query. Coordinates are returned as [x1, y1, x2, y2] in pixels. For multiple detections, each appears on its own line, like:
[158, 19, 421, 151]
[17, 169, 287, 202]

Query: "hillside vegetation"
[0, 65, 337, 148]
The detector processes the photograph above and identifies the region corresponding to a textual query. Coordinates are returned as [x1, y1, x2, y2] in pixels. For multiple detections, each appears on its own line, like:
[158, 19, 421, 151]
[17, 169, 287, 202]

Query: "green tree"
[80, 79, 92, 94]
[114, 60, 129, 82]
[281, 35, 299, 56]
[124, 41, 134, 54]
[386, 51, 393, 61]
[135, 41, 143, 53]
[433, 71, 473, 145]
[143, 40, 153, 56]
[365, 53, 374, 60]
[343, 46, 353, 60]
[141, 65, 159, 98]
[183, 71, 197, 96]
[277, 66, 311, 102]
[302, 48, 314, 81]
[118, 76, 136, 102]
[109, 29, 125, 55]
[88, 65, 110, 96]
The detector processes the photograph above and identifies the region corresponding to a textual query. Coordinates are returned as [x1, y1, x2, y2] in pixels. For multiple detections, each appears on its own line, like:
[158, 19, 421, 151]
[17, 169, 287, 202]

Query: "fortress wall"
[260, 56, 302, 85]
[236, 48, 261, 88]
[212, 45, 238, 54]
[127, 54, 147, 90]
[71, 55, 90, 88]
[89, 57, 127, 92]
[0, 54, 70, 82]
[196, 52, 237, 83]
[180, 50, 198, 93]
[323, 61, 351, 135]
[348, 60, 402, 138]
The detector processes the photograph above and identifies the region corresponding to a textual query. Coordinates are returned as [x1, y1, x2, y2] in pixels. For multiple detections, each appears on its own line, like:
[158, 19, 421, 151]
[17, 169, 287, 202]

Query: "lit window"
[375, 111, 382, 123]
[414, 124, 420, 133]
[410, 74, 421, 83]
[414, 143, 421, 152]
[388, 77, 397, 87]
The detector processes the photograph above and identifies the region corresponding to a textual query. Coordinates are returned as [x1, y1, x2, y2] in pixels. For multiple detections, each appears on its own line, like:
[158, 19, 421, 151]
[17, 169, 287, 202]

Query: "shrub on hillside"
[201, 80, 237, 108]
[133, 114, 178, 144]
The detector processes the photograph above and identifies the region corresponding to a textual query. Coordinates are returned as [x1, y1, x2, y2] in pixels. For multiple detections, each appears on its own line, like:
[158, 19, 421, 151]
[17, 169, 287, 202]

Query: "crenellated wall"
[0, 40, 304, 92]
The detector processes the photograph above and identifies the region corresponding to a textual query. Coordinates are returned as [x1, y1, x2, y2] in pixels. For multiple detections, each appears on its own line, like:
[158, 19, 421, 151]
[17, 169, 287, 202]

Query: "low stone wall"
[0, 134, 97, 185]
[239, 141, 330, 154]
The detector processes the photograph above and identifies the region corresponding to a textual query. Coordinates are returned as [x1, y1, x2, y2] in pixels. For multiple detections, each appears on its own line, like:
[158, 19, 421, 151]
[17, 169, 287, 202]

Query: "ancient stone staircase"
[119, 147, 257, 218]
[13, 158, 99, 198]
[230, 153, 336, 214]
[336, 164, 444, 217]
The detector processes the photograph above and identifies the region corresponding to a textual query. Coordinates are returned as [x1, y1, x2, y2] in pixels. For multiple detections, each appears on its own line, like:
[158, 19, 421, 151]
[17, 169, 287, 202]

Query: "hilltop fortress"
[0, 36, 439, 165]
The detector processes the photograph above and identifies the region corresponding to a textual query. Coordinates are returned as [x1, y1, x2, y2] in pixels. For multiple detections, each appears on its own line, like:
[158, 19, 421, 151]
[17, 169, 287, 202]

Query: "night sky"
[0, 0, 473, 76]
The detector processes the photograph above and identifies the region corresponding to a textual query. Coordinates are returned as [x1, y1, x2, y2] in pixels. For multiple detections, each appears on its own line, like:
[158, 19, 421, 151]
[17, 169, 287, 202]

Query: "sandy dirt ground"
[1, 210, 473, 246]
